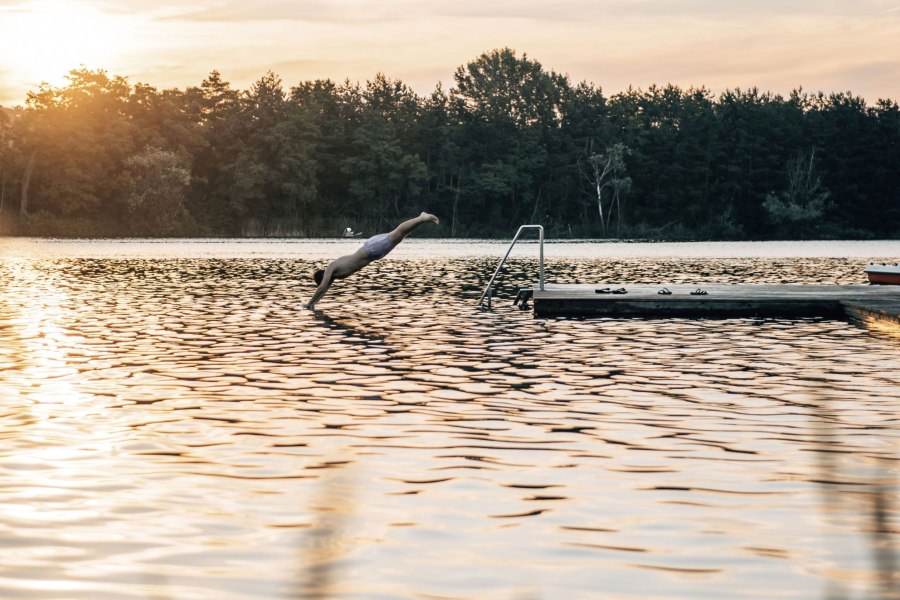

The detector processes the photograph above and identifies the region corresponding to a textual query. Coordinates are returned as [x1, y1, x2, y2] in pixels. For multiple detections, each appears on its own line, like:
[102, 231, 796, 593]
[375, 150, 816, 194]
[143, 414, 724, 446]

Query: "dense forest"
[0, 48, 898, 239]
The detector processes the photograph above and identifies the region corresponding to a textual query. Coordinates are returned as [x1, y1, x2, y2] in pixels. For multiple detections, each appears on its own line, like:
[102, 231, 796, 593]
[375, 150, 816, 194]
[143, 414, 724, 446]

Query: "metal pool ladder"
[478, 225, 545, 308]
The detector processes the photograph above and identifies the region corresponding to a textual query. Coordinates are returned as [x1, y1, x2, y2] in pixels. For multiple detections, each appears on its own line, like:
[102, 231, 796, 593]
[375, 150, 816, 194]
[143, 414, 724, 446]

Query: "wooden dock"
[530, 284, 900, 325]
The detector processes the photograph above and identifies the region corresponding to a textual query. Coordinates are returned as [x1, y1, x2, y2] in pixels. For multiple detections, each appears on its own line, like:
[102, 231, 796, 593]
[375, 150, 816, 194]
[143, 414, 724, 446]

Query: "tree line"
[0, 48, 897, 239]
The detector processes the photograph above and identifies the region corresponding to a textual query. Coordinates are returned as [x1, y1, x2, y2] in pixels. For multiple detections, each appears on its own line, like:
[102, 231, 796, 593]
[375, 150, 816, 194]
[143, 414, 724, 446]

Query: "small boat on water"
[865, 263, 900, 285]
[342, 227, 363, 238]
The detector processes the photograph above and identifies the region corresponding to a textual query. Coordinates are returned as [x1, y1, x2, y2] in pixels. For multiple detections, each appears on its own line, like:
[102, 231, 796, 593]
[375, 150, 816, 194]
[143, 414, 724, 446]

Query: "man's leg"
[387, 212, 439, 246]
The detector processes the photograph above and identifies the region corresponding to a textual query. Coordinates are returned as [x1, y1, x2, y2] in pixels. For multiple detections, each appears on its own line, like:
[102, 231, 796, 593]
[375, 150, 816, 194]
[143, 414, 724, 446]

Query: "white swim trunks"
[363, 233, 393, 259]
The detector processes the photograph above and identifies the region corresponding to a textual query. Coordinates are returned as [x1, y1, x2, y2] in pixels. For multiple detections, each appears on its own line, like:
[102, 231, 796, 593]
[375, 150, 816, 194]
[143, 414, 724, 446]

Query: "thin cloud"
[136, 0, 899, 23]
[1, 0, 899, 105]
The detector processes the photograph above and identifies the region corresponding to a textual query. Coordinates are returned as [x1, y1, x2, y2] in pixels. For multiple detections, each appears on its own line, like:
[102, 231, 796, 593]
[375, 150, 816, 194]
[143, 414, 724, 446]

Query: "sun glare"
[0, 0, 133, 89]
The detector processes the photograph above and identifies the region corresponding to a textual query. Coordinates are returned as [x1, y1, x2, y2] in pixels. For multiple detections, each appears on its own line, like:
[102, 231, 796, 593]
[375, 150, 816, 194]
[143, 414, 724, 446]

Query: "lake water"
[1, 238, 899, 600]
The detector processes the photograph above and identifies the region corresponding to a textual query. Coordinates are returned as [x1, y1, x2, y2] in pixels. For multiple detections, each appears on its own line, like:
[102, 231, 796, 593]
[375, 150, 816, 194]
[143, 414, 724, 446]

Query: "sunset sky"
[1, 0, 899, 106]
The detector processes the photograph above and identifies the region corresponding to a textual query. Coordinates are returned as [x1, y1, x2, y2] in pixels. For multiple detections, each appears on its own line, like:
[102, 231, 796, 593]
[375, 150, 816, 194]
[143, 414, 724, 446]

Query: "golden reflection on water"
[0, 244, 898, 599]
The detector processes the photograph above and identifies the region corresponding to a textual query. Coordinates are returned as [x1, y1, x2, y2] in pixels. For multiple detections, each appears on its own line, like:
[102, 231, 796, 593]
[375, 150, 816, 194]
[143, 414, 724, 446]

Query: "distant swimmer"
[304, 212, 440, 309]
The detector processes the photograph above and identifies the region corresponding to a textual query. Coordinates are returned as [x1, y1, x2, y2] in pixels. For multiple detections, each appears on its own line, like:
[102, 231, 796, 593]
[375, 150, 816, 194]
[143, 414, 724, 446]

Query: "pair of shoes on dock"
[593, 287, 711, 296]
[658, 287, 708, 295]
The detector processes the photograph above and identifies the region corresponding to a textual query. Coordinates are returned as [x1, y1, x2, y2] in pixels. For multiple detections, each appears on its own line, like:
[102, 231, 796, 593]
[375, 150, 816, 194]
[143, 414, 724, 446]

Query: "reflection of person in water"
[304, 212, 439, 309]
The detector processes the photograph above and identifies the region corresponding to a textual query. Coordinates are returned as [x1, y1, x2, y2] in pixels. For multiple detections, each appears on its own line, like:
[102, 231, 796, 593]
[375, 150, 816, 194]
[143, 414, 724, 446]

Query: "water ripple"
[1, 242, 899, 599]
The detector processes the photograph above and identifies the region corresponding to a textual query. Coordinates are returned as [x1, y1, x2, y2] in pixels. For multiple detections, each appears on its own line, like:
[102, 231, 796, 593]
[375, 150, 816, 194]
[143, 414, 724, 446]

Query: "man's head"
[313, 269, 325, 286]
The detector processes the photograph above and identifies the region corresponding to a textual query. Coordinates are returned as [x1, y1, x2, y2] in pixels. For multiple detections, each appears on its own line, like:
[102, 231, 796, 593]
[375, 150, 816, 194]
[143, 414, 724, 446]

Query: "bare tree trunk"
[616, 188, 627, 238]
[702, 163, 710, 207]
[609, 193, 617, 236]
[604, 188, 614, 234]
[529, 188, 542, 224]
[596, 183, 606, 237]
[581, 200, 587, 233]
[451, 167, 462, 237]
[531, 172, 552, 225]
[0, 170, 6, 235]
[789, 147, 818, 203]
[20, 151, 36, 216]
[583, 143, 630, 239]
[592, 155, 613, 238]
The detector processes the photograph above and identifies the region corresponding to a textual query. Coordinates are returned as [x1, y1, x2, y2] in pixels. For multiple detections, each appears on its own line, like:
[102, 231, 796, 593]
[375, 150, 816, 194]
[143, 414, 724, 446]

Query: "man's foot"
[420, 212, 439, 224]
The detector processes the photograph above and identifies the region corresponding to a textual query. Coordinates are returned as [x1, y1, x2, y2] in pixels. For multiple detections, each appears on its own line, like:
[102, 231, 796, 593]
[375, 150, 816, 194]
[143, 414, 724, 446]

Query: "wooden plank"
[842, 299, 900, 327]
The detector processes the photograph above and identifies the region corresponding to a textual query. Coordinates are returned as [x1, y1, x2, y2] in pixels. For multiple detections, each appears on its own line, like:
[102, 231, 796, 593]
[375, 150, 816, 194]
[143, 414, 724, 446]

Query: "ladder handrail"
[478, 225, 544, 307]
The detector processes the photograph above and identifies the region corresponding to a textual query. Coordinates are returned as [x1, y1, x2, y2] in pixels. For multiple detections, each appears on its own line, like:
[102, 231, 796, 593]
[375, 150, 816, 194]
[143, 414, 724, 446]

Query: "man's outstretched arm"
[304, 269, 333, 309]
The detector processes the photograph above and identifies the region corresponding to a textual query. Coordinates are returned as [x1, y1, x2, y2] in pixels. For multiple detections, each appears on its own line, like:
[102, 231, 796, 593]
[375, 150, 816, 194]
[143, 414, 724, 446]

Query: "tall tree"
[341, 74, 426, 227]
[450, 48, 570, 234]
[291, 79, 362, 228]
[185, 71, 243, 232]
[763, 147, 832, 237]
[0, 109, 10, 227]
[581, 142, 631, 237]
[17, 69, 135, 228]
[225, 72, 320, 234]
[120, 146, 192, 235]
